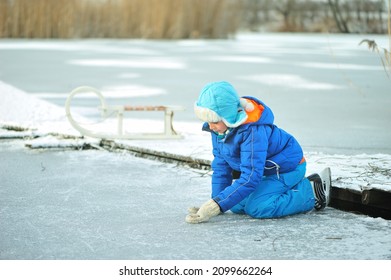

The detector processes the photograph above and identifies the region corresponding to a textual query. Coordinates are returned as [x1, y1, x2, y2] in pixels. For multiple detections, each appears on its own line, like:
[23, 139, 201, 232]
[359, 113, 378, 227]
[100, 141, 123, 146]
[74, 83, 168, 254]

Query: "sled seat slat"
[123, 105, 167, 111]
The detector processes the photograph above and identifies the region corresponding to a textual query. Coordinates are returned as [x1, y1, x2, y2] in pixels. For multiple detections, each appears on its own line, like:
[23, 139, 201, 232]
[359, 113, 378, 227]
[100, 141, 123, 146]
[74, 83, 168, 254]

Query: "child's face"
[208, 121, 227, 134]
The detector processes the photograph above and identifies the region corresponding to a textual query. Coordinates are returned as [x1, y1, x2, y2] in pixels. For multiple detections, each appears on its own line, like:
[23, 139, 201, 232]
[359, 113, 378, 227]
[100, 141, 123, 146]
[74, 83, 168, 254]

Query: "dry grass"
[0, 0, 242, 39]
[359, 0, 391, 78]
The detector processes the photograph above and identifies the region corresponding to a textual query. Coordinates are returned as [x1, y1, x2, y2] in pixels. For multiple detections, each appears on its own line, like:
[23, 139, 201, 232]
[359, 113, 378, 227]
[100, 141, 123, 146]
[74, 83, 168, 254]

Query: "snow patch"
[241, 74, 344, 90]
[297, 62, 384, 71]
[68, 58, 186, 69]
[211, 56, 272, 63]
[24, 135, 99, 149]
[117, 73, 141, 79]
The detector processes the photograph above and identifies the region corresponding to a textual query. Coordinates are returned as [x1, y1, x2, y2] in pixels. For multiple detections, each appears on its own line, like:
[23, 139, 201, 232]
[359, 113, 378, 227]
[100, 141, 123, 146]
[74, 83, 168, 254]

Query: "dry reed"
[0, 0, 242, 39]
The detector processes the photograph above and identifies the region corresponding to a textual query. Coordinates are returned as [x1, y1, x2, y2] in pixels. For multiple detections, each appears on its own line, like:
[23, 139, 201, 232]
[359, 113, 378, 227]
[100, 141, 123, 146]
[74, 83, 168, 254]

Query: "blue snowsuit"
[204, 96, 315, 218]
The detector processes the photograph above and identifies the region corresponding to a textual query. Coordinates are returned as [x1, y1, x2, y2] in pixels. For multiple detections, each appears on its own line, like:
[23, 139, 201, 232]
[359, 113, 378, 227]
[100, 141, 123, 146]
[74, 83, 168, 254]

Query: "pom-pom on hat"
[194, 81, 248, 127]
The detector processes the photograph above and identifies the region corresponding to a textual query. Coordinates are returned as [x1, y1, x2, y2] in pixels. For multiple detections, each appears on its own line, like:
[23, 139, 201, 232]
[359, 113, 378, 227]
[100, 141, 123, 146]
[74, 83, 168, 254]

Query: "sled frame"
[65, 86, 184, 140]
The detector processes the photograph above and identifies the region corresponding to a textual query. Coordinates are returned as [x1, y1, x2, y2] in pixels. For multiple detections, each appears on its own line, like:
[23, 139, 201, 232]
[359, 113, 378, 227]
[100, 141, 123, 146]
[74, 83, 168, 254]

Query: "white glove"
[185, 199, 221, 224]
[187, 207, 199, 214]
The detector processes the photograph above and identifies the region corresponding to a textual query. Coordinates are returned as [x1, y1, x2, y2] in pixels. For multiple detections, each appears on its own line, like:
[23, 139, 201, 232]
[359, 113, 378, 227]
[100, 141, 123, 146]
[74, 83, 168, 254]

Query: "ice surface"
[0, 140, 390, 260]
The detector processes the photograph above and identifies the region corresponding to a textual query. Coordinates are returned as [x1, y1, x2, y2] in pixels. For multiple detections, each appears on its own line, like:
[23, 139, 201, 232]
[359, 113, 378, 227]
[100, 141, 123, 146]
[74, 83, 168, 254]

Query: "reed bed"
[0, 0, 242, 39]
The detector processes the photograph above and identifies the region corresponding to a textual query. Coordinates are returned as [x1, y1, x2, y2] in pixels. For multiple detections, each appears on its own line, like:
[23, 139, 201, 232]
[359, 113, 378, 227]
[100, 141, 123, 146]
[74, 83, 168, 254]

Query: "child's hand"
[185, 199, 220, 224]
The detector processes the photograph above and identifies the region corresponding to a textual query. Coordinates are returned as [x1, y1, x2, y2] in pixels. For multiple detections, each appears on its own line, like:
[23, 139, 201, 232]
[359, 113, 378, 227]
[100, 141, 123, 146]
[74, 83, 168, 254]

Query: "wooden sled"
[65, 86, 185, 140]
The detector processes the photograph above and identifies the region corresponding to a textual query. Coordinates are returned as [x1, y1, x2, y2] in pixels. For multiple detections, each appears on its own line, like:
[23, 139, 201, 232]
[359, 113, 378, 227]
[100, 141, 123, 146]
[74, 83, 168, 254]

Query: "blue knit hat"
[194, 81, 248, 127]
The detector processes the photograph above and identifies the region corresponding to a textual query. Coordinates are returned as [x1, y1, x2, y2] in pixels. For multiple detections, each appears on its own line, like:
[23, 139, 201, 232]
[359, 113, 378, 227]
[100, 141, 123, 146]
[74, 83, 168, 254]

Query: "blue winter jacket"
[204, 96, 304, 212]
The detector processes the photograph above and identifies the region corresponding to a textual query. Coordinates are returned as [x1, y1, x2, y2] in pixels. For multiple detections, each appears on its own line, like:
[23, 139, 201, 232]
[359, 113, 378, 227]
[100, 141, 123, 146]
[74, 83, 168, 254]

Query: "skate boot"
[307, 167, 331, 211]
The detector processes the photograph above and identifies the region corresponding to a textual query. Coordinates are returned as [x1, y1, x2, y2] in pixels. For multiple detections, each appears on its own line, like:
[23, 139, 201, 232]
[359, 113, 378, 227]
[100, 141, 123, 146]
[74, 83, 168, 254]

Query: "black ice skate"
[308, 167, 331, 211]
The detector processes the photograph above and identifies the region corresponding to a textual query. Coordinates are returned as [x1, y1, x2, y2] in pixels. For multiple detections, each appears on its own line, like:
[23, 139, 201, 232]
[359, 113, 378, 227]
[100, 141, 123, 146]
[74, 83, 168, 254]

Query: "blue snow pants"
[230, 162, 315, 218]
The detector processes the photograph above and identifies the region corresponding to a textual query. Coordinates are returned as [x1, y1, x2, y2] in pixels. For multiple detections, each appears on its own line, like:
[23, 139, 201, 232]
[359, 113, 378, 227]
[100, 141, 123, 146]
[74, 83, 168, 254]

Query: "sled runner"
[65, 86, 184, 140]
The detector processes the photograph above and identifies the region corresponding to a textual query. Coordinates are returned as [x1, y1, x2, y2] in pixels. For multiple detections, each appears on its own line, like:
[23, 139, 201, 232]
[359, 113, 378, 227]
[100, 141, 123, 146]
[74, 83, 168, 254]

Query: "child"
[186, 81, 331, 224]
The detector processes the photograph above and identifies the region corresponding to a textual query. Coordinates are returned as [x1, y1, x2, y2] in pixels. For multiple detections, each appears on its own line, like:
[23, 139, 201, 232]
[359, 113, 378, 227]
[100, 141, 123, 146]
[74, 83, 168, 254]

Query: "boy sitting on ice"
[186, 81, 331, 224]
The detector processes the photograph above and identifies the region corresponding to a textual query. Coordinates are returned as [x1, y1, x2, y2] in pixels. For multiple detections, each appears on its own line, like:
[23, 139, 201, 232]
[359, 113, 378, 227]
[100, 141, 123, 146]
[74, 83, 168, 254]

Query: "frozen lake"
[1, 33, 391, 280]
[0, 33, 390, 154]
[1, 140, 390, 260]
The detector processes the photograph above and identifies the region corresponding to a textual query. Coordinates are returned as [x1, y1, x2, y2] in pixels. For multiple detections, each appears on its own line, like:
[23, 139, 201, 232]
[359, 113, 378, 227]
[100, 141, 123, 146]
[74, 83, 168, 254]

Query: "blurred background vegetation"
[0, 0, 389, 39]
